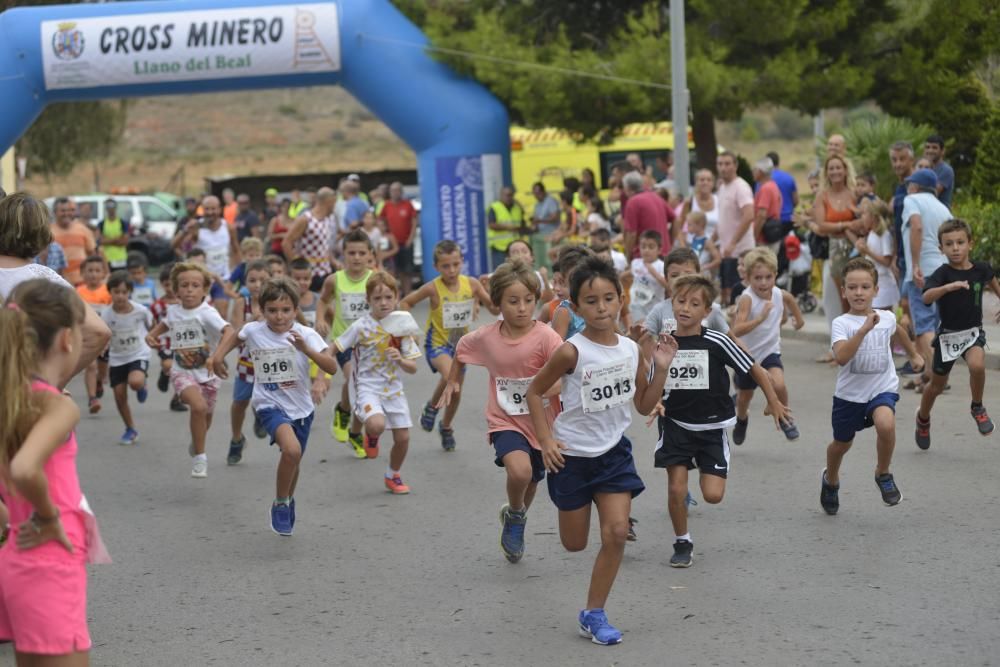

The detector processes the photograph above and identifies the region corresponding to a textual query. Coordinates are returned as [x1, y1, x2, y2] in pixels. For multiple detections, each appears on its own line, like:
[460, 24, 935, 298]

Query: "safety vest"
[487, 201, 525, 251]
[101, 217, 127, 266]
[289, 201, 308, 218]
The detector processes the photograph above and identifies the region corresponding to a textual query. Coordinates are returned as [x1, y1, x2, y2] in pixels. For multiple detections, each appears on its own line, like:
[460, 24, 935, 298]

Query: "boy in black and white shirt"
[654, 275, 791, 568]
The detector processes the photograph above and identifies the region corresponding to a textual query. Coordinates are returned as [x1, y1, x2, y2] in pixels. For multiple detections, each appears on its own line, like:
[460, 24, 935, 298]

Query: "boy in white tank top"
[729, 248, 804, 444]
[526, 257, 677, 646]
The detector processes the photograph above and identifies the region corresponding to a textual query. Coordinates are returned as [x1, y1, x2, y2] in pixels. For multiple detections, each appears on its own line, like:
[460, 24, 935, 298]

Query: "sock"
[509, 505, 526, 516]
[385, 466, 398, 479]
[972, 401, 983, 409]
[917, 412, 930, 423]
[349, 431, 360, 440]
[193, 453, 207, 462]
[737, 415, 747, 423]
[275, 496, 290, 505]
[675, 533, 691, 543]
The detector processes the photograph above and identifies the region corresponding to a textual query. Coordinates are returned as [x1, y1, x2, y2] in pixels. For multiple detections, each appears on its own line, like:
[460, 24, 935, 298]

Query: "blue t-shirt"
[228, 262, 247, 289]
[893, 182, 908, 274]
[557, 300, 585, 340]
[130, 277, 158, 307]
[932, 161, 955, 209]
[771, 169, 798, 223]
[343, 197, 370, 229]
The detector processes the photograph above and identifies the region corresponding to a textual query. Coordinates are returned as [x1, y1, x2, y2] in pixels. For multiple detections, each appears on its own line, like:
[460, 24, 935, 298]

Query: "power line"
[356, 33, 672, 91]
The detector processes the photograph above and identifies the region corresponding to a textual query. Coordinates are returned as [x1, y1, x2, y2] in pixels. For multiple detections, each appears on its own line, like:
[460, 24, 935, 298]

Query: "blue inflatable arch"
[0, 0, 510, 279]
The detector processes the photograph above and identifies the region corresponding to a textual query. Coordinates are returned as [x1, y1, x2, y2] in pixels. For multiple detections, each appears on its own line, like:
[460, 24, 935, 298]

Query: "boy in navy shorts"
[822, 258, 902, 515]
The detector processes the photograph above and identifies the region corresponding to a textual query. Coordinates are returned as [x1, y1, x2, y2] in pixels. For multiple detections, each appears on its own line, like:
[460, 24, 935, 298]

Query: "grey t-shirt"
[644, 299, 730, 335]
[533, 195, 561, 234]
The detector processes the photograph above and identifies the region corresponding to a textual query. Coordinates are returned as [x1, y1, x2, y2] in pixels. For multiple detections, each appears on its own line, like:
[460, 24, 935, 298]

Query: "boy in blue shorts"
[822, 258, 902, 515]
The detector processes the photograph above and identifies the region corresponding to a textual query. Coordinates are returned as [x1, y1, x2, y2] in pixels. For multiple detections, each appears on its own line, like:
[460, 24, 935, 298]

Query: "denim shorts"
[903, 280, 939, 336]
[831, 392, 899, 443]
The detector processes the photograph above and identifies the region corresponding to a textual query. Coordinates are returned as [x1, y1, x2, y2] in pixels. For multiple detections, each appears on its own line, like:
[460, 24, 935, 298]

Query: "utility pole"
[670, 0, 690, 198]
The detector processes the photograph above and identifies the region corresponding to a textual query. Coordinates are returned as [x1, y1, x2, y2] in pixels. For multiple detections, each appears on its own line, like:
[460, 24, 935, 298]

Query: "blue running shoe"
[119, 427, 139, 446]
[499, 504, 526, 563]
[439, 424, 456, 451]
[290, 498, 296, 528]
[227, 436, 246, 465]
[578, 609, 623, 645]
[137, 385, 148, 404]
[253, 411, 267, 439]
[420, 402, 439, 432]
[780, 418, 800, 441]
[270, 501, 292, 536]
[685, 491, 698, 507]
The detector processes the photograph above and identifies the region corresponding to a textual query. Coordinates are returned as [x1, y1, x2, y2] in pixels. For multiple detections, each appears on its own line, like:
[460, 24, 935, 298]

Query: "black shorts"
[734, 353, 783, 390]
[158, 349, 172, 361]
[932, 329, 986, 376]
[720, 257, 741, 289]
[109, 359, 149, 387]
[396, 245, 416, 273]
[654, 417, 730, 478]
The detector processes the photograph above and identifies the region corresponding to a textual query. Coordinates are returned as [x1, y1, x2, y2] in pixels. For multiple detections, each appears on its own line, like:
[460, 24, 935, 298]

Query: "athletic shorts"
[546, 436, 644, 511]
[903, 280, 939, 336]
[491, 430, 545, 483]
[109, 359, 148, 387]
[424, 337, 457, 374]
[258, 407, 314, 454]
[932, 328, 986, 376]
[734, 353, 782, 390]
[171, 371, 221, 412]
[654, 417, 731, 478]
[233, 375, 254, 402]
[831, 392, 898, 443]
[209, 282, 228, 302]
[352, 390, 412, 430]
[335, 347, 353, 369]
[158, 349, 172, 361]
[720, 257, 741, 289]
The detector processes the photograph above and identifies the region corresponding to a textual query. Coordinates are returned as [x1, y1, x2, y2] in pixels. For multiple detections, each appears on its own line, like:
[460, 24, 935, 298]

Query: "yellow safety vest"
[487, 201, 525, 252]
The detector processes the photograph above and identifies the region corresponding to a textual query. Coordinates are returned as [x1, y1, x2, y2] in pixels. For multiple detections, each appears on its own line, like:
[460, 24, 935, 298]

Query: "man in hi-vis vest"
[486, 186, 532, 270]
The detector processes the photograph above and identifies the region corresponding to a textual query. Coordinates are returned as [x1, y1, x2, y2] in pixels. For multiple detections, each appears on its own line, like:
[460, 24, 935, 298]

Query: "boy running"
[151, 264, 188, 412]
[102, 270, 153, 445]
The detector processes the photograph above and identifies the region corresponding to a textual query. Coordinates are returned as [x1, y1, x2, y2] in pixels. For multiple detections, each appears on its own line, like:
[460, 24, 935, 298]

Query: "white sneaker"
[191, 457, 208, 478]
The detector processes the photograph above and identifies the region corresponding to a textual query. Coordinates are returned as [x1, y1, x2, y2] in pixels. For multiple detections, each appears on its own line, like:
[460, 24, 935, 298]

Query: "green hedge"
[952, 195, 1000, 268]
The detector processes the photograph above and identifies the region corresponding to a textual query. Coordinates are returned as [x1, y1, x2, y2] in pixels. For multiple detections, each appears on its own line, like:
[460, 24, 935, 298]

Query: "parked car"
[45, 194, 180, 266]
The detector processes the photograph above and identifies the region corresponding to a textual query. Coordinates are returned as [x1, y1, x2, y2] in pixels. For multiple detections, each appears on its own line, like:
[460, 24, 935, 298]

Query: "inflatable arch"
[0, 0, 510, 279]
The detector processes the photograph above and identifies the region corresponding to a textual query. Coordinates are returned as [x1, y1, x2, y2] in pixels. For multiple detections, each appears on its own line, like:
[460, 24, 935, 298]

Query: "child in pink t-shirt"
[0, 279, 110, 663]
[439, 260, 563, 563]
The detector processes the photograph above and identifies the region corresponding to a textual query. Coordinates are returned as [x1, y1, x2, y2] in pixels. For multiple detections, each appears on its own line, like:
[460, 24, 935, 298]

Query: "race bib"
[496, 377, 533, 416]
[252, 348, 298, 384]
[581, 359, 635, 413]
[111, 327, 142, 356]
[172, 319, 205, 350]
[940, 327, 979, 362]
[631, 280, 655, 306]
[660, 318, 678, 335]
[666, 349, 710, 390]
[302, 309, 317, 327]
[206, 247, 228, 272]
[442, 299, 474, 330]
[340, 292, 369, 322]
[132, 286, 154, 305]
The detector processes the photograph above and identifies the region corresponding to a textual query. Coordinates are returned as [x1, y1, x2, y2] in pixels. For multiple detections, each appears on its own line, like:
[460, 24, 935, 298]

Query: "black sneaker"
[915, 412, 931, 450]
[157, 371, 169, 393]
[820, 469, 839, 515]
[627, 517, 638, 542]
[875, 473, 902, 506]
[253, 411, 267, 439]
[227, 436, 246, 465]
[669, 539, 693, 568]
[733, 417, 749, 446]
[170, 395, 188, 412]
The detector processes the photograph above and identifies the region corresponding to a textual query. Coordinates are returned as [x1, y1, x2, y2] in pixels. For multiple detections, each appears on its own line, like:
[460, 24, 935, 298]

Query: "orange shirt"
[52, 221, 96, 286]
[223, 202, 238, 225]
[76, 283, 111, 308]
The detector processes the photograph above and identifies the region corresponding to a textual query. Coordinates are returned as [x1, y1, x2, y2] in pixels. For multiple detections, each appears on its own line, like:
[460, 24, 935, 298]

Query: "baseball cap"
[264, 187, 279, 197]
[904, 168, 938, 191]
[347, 173, 361, 183]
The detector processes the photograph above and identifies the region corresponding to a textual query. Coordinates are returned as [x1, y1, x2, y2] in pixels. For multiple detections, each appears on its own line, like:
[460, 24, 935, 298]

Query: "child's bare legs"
[274, 424, 302, 498]
[389, 428, 409, 472]
[586, 492, 631, 610]
[699, 474, 727, 504]
[767, 367, 788, 407]
[501, 450, 537, 511]
[825, 439, 853, 486]
[181, 386, 212, 455]
[230, 398, 249, 442]
[918, 373, 949, 421]
[16, 648, 90, 666]
[872, 406, 895, 476]
[966, 347, 986, 404]
[338, 376, 351, 414]
[431, 354, 460, 428]
[113, 384, 134, 429]
[735, 389, 754, 420]
[84, 360, 98, 398]
[666, 465, 691, 536]
[883, 308, 923, 370]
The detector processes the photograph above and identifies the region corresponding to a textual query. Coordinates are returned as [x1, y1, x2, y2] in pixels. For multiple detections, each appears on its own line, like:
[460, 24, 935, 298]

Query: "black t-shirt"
[234, 210, 261, 242]
[657, 327, 754, 425]
[924, 261, 994, 331]
[730, 281, 748, 306]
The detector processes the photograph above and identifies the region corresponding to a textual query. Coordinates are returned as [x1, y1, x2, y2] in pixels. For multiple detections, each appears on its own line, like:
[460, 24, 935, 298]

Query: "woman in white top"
[0, 192, 109, 386]
[680, 169, 720, 242]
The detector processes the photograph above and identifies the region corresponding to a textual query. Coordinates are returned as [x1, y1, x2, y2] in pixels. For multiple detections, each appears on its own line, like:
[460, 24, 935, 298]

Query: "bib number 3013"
[666, 349, 710, 390]
[581, 359, 635, 413]
[252, 348, 297, 384]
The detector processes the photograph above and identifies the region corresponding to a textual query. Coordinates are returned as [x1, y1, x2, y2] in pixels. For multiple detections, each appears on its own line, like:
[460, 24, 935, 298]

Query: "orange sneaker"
[384, 474, 410, 495]
[365, 435, 379, 459]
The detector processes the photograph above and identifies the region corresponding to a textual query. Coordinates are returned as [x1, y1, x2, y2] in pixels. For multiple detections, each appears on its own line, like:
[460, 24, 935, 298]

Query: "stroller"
[778, 230, 818, 314]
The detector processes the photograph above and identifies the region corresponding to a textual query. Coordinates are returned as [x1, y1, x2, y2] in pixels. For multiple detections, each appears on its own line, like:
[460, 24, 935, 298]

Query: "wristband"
[30, 508, 60, 533]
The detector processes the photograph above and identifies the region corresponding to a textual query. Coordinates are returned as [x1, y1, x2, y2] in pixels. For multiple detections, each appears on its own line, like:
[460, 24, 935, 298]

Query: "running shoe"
[420, 402, 439, 432]
[384, 474, 411, 495]
[915, 411, 931, 450]
[88, 397, 101, 414]
[137, 385, 148, 404]
[780, 418, 800, 441]
[627, 517, 638, 541]
[227, 436, 246, 465]
[290, 498, 296, 528]
[157, 371, 169, 393]
[253, 411, 267, 439]
[820, 469, 839, 515]
[191, 457, 208, 479]
[331, 405, 351, 442]
[669, 539, 693, 568]
[685, 491, 698, 507]
[364, 435, 380, 459]
[499, 504, 526, 563]
[439, 425, 456, 452]
[733, 417, 748, 445]
[95, 381, 104, 399]
[170, 395, 188, 412]
[972, 405, 995, 436]
[347, 433, 367, 459]
[270, 501, 292, 536]
[119, 427, 139, 446]
[875, 473, 902, 506]
[578, 609, 623, 646]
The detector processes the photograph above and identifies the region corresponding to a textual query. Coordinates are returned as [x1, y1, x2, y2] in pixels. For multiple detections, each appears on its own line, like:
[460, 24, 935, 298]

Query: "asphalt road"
[4, 310, 1000, 666]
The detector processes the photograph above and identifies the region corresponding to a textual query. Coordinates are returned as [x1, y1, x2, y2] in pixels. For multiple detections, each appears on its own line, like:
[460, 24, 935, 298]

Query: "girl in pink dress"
[0, 278, 110, 665]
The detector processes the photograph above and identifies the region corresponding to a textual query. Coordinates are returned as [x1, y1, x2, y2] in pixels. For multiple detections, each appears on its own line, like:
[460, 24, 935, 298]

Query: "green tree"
[970, 104, 1000, 203]
[833, 116, 933, 201]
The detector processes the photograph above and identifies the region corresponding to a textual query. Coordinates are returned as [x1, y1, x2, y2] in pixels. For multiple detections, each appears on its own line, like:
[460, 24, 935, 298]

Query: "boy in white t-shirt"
[209, 277, 338, 536]
[102, 270, 153, 446]
[622, 230, 667, 324]
[822, 258, 902, 515]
